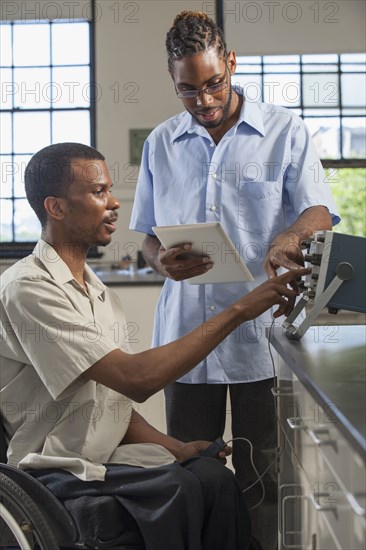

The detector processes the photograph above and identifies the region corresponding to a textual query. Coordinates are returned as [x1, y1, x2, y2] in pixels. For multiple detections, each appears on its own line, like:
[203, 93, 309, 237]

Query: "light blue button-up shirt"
[130, 91, 340, 383]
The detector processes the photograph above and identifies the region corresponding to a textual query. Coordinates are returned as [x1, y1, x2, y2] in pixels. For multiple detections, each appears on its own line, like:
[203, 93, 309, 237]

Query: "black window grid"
[0, 17, 96, 246]
[234, 54, 366, 168]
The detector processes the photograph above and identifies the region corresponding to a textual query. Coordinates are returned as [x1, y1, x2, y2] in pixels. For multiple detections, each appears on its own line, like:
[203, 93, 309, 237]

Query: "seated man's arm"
[122, 409, 225, 461]
[84, 267, 309, 402]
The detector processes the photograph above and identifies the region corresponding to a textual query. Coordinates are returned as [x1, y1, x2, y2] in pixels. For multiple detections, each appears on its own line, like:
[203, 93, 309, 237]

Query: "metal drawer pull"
[271, 387, 297, 397]
[310, 493, 338, 513]
[347, 492, 366, 516]
[308, 428, 337, 447]
[287, 417, 307, 430]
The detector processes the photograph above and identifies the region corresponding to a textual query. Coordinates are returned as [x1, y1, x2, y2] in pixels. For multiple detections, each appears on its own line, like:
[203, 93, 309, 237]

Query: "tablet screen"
[152, 222, 253, 284]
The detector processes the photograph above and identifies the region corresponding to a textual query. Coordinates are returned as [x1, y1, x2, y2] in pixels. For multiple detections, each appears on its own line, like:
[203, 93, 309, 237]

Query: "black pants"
[165, 380, 278, 550]
[29, 457, 251, 550]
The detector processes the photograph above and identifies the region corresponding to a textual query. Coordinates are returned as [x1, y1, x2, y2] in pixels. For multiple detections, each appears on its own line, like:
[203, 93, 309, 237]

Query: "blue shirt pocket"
[237, 180, 285, 235]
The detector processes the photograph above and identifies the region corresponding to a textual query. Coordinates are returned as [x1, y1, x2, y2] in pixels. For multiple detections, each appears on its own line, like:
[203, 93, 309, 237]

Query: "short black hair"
[24, 142, 105, 227]
[166, 11, 227, 70]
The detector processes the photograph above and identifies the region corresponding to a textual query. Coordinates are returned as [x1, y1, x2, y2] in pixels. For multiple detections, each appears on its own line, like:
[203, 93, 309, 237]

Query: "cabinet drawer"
[282, 376, 366, 549]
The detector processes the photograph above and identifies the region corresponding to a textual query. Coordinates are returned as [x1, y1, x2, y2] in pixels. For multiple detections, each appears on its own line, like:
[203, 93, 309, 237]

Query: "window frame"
[0, 14, 96, 255]
[234, 53, 366, 169]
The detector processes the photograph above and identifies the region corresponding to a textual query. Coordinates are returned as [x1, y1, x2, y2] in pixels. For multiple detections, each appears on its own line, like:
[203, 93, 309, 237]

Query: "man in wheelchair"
[0, 143, 307, 550]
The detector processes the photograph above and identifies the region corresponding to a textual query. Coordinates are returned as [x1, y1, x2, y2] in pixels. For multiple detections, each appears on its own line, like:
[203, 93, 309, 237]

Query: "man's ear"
[226, 50, 237, 75]
[43, 196, 66, 221]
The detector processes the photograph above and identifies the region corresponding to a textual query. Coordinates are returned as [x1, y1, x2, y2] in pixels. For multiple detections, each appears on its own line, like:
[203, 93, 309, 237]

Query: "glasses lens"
[177, 90, 199, 98]
[205, 82, 227, 94]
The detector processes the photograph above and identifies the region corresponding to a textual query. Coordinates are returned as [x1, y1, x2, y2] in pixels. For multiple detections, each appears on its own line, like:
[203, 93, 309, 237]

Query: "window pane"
[1, 68, 13, 108]
[341, 65, 366, 73]
[303, 73, 339, 108]
[263, 74, 300, 107]
[0, 199, 13, 241]
[236, 64, 262, 74]
[263, 65, 300, 73]
[52, 67, 90, 108]
[328, 168, 366, 237]
[14, 155, 31, 198]
[341, 54, 366, 63]
[303, 109, 340, 117]
[0, 113, 12, 153]
[0, 24, 12, 66]
[232, 75, 262, 102]
[0, 156, 13, 198]
[343, 108, 366, 116]
[14, 68, 51, 109]
[342, 118, 366, 159]
[263, 55, 300, 64]
[13, 23, 50, 66]
[304, 117, 341, 159]
[52, 22, 90, 65]
[14, 199, 41, 241]
[302, 54, 338, 63]
[237, 56, 262, 64]
[302, 64, 338, 73]
[13, 112, 51, 154]
[341, 74, 366, 107]
[52, 111, 90, 144]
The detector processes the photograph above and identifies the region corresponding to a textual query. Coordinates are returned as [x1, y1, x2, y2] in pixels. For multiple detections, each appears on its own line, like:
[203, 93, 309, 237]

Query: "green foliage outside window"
[327, 168, 366, 237]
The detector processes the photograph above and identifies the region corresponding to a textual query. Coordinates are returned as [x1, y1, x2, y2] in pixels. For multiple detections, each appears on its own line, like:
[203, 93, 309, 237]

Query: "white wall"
[95, 0, 211, 264]
[220, 0, 366, 55]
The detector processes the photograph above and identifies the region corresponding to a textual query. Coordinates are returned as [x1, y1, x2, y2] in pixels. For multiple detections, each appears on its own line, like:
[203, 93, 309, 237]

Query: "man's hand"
[264, 206, 332, 277]
[157, 243, 213, 281]
[237, 267, 310, 319]
[264, 232, 304, 278]
[176, 440, 232, 464]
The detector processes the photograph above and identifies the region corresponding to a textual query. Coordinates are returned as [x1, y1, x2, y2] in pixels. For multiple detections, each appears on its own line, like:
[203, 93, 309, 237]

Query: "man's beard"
[189, 86, 233, 129]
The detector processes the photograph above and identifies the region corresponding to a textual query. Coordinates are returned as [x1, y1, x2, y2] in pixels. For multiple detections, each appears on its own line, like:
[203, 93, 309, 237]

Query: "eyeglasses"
[175, 69, 229, 99]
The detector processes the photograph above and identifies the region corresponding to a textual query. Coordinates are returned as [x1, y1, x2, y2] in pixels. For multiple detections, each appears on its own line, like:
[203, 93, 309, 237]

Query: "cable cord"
[222, 318, 282, 511]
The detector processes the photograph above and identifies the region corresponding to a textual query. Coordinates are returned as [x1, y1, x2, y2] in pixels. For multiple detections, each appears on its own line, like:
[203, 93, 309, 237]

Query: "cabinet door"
[277, 362, 366, 549]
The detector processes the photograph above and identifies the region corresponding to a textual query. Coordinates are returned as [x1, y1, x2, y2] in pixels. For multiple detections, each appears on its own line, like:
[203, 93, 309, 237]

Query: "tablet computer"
[152, 222, 253, 284]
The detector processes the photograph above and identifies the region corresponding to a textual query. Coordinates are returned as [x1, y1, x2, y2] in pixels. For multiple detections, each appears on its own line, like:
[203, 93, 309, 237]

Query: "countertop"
[267, 325, 366, 458]
[91, 267, 165, 286]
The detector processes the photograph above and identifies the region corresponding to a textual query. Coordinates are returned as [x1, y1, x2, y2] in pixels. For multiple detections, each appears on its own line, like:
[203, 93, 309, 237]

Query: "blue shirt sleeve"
[130, 139, 156, 235]
[284, 117, 341, 227]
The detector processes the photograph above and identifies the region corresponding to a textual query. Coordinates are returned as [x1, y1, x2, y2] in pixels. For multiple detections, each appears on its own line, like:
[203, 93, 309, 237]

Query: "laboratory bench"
[268, 324, 366, 550]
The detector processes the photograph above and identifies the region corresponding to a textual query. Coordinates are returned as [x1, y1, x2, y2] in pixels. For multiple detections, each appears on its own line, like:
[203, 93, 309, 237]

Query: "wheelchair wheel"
[0, 473, 59, 550]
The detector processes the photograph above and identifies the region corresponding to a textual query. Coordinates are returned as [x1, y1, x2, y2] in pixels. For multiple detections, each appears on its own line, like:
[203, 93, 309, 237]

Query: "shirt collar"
[170, 86, 265, 143]
[33, 240, 106, 296]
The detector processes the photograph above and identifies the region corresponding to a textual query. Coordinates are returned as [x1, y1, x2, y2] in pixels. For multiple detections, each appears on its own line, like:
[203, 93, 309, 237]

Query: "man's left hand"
[264, 231, 304, 277]
[176, 440, 232, 464]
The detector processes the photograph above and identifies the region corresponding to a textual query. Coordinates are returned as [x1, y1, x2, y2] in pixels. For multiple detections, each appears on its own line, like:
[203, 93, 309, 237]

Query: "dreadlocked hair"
[166, 11, 227, 70]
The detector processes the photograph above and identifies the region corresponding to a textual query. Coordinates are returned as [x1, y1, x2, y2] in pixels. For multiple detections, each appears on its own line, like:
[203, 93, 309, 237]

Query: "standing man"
[130, 11, 340, 549]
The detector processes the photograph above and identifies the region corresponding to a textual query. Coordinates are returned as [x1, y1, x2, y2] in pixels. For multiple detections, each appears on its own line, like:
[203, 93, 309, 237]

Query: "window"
[234, 54, 366, 236]
[0, 19, 95, 249]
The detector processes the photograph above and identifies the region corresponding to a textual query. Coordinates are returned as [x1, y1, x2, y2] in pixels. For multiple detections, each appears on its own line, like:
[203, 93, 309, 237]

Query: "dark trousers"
[30, 458, 251, 550]
[165, 380, 278, 550]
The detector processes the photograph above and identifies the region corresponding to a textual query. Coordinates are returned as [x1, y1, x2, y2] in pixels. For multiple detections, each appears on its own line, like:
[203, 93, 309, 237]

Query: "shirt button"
[210, 142, 215, 148]
[210, 205, 217, 211]
[212, 173, 217, 179]
[209, 305, 216, 311]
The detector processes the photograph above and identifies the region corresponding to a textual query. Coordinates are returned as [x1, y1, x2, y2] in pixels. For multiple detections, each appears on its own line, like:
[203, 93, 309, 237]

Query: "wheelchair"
[0, 416, 145, 550]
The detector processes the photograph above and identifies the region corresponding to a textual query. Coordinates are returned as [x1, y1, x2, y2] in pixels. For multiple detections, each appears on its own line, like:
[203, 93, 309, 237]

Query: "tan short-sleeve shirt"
[0, 241, 175, 480]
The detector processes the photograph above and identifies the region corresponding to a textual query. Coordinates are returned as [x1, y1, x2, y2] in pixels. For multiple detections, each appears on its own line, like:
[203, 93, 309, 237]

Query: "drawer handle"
[310, 493, 338, 513]
[287, 417, 307, 430]
[271, 387, 297, 397]
[308, 428, 337, 447]
[347, 492, 366, 516]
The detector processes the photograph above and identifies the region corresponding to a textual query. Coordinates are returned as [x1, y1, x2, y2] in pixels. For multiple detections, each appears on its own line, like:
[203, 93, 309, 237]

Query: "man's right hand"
[157, 243, 213, 281]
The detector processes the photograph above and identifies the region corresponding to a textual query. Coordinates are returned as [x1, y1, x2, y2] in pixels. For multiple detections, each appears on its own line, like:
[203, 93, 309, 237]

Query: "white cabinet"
[109, 283, 167, 433]
[270, 326, 366, 550]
